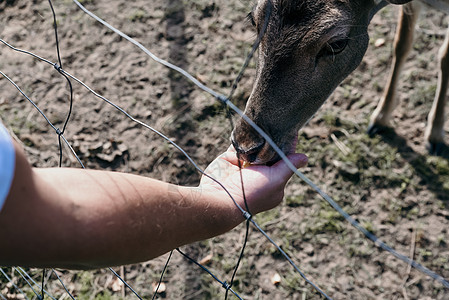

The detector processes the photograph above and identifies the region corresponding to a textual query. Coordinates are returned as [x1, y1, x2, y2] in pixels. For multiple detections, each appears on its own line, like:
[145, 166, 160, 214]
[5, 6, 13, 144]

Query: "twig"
[330, 133, 351, 156]
[401, 228, 417, 300]
[120, 266, 125, 298]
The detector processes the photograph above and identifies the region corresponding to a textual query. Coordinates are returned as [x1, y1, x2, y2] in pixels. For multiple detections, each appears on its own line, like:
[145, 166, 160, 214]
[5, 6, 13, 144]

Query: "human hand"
[200, 146, 308, 216]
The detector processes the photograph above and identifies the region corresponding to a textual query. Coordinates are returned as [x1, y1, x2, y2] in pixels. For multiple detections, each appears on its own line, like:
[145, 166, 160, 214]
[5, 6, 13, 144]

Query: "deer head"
[231, 0, 412, 164]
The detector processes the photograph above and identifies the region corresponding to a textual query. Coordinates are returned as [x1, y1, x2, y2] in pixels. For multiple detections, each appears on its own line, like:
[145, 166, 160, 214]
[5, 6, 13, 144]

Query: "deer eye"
[318, 39, 349, 58]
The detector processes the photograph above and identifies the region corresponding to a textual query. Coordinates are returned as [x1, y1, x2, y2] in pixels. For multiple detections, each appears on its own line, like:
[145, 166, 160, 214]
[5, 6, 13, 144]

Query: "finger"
[272, 153, 308, 181]
[287, 133, 299, 155]
[220, 146, 241, 166]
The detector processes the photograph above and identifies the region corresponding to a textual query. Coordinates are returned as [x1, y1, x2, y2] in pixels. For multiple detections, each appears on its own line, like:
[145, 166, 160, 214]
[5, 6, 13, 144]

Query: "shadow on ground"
[375, 128, 449, 203]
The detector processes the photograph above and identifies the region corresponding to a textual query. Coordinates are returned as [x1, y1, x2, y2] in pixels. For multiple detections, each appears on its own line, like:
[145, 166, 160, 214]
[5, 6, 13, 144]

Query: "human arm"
[0, 141, 307, 269]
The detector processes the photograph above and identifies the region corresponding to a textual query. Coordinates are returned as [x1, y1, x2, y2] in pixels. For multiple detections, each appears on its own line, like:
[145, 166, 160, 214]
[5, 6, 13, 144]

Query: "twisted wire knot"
[53, 63, 62, 72]
[243, 211, 252, 221]
[217, 95, 229, 104]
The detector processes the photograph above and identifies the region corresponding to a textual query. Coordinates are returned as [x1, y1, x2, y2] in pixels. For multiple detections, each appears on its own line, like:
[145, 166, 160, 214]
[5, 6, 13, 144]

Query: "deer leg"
[425, 26, 449, 155]
[368, 3, 421, 135]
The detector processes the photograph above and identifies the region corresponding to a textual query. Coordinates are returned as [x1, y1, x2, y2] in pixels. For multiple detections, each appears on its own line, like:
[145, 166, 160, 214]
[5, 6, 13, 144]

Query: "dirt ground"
[1, 0, 448, 299]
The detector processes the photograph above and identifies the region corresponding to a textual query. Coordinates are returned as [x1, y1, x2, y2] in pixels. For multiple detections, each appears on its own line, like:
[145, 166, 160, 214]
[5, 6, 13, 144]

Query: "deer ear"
[385, 0, 413, 4]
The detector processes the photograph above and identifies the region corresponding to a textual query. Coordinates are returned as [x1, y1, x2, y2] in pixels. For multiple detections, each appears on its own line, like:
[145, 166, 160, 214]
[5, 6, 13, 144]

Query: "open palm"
[200, 146, 308, 215]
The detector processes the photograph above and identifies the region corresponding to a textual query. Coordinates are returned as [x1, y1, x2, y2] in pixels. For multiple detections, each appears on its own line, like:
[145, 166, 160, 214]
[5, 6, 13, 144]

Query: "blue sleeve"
[0, 122, 15, 212]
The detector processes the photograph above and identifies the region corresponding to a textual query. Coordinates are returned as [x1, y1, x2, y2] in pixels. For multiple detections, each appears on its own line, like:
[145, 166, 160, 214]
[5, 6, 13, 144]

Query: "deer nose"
[231, 138, 266, 163]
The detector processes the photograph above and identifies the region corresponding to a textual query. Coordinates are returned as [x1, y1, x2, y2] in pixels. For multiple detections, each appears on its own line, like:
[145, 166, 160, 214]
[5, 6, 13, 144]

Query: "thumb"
[272, 153, 308, 181]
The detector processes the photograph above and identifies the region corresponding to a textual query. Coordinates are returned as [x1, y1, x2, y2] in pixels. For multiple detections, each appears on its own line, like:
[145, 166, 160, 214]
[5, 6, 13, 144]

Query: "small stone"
[271, 273, 281, 286]
[152, 282, 166, 294]
[375, 38, 386, 47]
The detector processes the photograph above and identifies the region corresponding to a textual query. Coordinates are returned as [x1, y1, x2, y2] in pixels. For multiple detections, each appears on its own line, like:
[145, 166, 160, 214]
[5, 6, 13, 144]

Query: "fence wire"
[1, 0, 448, 299]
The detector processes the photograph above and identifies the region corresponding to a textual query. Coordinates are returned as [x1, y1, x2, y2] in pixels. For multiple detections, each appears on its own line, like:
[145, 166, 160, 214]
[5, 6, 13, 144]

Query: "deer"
[231, 0, 449, 164]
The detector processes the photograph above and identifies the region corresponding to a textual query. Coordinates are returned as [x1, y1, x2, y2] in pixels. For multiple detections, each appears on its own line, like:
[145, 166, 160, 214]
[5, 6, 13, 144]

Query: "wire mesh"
[1, 0, 448, 299]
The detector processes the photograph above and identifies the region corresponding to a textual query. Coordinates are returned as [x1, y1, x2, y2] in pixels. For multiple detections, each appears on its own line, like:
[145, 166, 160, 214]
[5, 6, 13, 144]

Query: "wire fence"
[1, 0, 448, 299]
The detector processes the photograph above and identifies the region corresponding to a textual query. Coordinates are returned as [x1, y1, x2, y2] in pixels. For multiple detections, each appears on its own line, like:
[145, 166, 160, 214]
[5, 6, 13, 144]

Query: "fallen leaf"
[111, 277, 123, 292]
